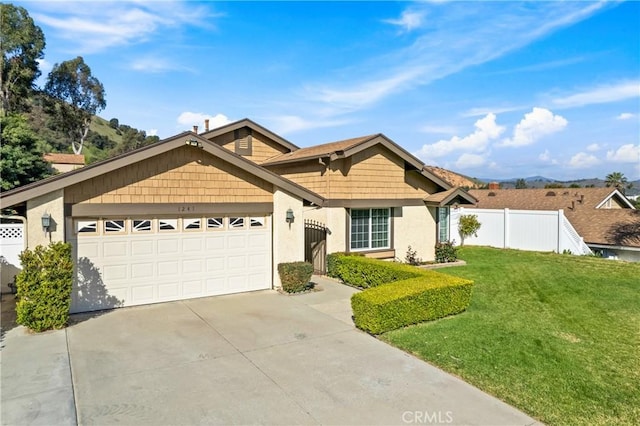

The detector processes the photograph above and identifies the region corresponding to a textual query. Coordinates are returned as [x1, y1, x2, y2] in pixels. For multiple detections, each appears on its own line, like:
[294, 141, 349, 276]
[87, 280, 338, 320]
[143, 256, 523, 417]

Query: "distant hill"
[479, 175, 640, 196]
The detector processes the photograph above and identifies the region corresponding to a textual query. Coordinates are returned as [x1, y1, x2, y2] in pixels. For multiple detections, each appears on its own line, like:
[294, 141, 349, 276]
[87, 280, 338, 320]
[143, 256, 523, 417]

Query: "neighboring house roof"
[263, 133, 453, 191]
[468, 187, 634, 210]
[0, 132, 325, 208]
[200, 118, 299, 153]
[424, 188, 477, 207]
[467, 188, 638, 249]
[423, 166, 480, 189]
[43, 153, 85, 165]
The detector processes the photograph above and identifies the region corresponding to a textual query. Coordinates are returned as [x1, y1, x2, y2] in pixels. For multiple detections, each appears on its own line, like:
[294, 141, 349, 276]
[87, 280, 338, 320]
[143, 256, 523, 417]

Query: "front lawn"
[381, 247, 640, 426]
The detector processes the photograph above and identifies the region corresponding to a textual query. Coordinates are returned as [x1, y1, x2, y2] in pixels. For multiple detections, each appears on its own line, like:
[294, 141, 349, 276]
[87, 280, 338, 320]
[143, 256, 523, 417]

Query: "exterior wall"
[272, 189, 305, 287]
[272, 146, 438, 200]
[603, 248, 640, 262]
[209, 131, 290, 164]
[26, 189, 65, 247]
[393, 205, 437, 262]
[325, 207, 347, 254]
[65, 146, 272, 205]
[51, 163, 84, 173]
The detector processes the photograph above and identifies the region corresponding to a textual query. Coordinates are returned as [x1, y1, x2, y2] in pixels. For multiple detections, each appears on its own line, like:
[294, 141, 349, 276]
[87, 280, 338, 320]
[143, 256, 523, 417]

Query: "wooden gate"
[304, 220, 327, 274]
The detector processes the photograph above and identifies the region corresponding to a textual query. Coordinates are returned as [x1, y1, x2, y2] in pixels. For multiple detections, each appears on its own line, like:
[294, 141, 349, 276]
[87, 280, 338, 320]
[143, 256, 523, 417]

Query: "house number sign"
[178, 205, 197, 213]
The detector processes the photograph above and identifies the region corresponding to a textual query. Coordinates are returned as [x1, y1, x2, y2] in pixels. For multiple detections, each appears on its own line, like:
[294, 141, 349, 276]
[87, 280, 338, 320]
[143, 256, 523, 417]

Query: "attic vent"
[488, 192, 496, 197]
[234, 127, 253, 156]
[546, 191, 556, 196]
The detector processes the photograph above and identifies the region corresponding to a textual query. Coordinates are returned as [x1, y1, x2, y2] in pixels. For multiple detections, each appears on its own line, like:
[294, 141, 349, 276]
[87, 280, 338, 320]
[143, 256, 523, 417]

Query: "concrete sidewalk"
[1, 277, 540, 426]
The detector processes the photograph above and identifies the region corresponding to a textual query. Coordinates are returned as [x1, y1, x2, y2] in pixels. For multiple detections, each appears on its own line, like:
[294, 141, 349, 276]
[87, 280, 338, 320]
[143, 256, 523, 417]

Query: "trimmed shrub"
[351, 273, 474, 334]
[327, 254, 420, 289]
[278, 261, 314, 293]
[16, 242, 73, 332]
[435, 241, 458, 263]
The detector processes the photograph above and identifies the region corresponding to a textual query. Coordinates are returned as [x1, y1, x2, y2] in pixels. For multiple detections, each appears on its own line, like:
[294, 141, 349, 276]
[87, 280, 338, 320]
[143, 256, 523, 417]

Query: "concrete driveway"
[1, 277, 539, 426]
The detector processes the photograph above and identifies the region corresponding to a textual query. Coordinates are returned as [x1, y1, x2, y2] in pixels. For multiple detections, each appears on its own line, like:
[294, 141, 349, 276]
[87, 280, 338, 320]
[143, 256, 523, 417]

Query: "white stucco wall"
[393, 205, 437, 262]
[272, 188, 305, 288]
[26, 189, 65, 248]
[325, 207, 347, 254]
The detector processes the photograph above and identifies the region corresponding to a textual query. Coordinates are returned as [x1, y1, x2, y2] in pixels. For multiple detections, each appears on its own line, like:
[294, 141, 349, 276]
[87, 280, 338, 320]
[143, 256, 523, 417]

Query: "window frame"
[349, 208, 391, 252]
[436, 206, 450, 243]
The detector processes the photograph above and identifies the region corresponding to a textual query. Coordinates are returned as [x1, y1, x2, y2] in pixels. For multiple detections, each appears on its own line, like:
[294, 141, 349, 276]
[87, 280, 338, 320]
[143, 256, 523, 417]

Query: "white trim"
[349, 207, 391, 251]
[595, 189, 636, 209]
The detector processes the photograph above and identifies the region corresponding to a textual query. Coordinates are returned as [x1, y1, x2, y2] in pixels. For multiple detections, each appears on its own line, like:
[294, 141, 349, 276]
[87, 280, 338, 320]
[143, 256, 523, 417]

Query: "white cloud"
[461, 105, 524, 118]
[414, 113, 505, 159]
[616, 112, 635, 120]
[147, 129, 158, 137]
[37, 58, 53, 75]
[500, 107, 567, 147]
[539, 149, 559, 165]
[606, 144, 640, 163]
[383, 10, 426, 32]
[177, 112, 231, 130]
[568, 152, 600, 169]
[129, 57, 195, 74]
[31, 2, 220, 53]
[586, 143, 600, 152]
[455, 153, 486, 169]
[268, 115, 352, 134]
[420, 125, 458, 135]
[552, 81, 640, 108]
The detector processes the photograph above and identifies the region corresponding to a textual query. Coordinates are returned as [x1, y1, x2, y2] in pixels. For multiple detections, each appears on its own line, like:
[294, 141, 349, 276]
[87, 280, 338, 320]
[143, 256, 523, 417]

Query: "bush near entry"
[16, 242, 73, 332]
[277, 261, 314, 293]
[327, 253, 473, 334]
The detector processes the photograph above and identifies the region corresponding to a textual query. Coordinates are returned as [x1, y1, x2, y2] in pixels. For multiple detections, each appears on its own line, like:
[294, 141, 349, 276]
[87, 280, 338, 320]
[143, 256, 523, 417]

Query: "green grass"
[381, 247, 640, 425]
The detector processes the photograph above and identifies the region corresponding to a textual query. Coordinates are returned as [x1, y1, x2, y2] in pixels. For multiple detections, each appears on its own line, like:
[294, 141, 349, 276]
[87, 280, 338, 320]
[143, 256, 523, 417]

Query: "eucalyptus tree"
[0, 3, 45, 115]
[44, 56, 106, 154]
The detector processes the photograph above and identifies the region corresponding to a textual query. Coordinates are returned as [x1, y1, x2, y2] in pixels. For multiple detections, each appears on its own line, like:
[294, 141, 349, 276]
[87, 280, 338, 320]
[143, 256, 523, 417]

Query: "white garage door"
[69, 215, 271, 313]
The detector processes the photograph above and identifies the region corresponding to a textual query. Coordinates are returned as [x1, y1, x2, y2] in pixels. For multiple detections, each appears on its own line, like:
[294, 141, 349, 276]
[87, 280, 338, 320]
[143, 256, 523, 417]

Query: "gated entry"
[304, 220, 327, 274]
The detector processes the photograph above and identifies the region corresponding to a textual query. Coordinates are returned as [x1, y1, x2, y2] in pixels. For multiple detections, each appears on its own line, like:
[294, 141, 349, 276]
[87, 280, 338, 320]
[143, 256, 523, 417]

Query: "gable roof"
[424, 188, 477, 207]
[262, 133, 452, 190]
[467, 188, 637, 248]
[0, 132, 325, 208]
[423, 166, 480, 189]
[200, 118, 299, 152]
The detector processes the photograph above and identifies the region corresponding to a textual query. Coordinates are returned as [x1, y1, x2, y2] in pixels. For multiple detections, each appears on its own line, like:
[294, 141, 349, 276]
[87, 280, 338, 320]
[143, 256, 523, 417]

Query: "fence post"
[503, 208, 510, 248]
[557, 209, 564, 253]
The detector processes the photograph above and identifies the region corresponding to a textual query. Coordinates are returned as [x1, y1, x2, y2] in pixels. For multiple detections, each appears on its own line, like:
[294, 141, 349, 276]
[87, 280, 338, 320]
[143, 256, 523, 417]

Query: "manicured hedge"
[351, 274, 474, 334]
[328, 252, 473, 334]
[278, 261, 314, 293]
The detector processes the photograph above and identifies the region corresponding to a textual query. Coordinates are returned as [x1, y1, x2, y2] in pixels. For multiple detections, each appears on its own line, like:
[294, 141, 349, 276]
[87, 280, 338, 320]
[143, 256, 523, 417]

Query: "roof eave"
[200, 118, 299, 152]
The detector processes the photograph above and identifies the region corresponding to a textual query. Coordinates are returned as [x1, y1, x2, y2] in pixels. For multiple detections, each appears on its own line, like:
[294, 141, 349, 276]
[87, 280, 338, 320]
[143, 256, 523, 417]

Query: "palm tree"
[605, 172, 630, 194]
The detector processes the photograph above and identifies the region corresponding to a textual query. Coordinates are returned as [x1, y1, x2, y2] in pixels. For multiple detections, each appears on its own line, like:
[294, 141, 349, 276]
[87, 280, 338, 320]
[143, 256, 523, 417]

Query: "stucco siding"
[65, 146, 273, 205]
[325, 207, 348, 254]
[26, 189, 65, 248]
[393, 205, 437, 262]
[272, 189, 305, 287]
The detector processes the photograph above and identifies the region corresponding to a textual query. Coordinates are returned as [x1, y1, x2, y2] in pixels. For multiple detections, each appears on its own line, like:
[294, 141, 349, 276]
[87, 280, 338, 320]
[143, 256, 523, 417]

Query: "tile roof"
[467, 188, 639, 248]
[43, 153, 85, 165]
[261, 135, 378, 165]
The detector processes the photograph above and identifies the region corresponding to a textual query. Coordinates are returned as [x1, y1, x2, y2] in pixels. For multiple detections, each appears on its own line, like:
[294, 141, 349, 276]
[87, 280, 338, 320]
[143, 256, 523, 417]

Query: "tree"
[108, 117, 119, 129]
[458, 214, 481, 246]
[515, 178, 527, 189]
[44, 56, 106, 154]
[0, 4, 45, 115]
[0, 114, 53, 190]
[605, 172, 631, 195]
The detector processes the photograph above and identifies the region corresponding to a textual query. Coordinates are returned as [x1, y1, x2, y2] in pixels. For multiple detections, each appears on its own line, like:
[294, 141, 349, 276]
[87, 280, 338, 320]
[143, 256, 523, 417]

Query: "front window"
[437, 207, 450, 242]
[350, 208, 390, 251]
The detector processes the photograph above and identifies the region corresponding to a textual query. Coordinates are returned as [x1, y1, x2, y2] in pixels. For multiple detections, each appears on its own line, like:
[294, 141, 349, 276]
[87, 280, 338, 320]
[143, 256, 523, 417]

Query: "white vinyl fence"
[450, 208, 592, 255]
[0, 223, 25, 292]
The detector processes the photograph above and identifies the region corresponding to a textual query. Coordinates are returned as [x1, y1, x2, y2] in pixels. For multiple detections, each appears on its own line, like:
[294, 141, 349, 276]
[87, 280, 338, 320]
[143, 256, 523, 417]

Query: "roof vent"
[546, 191, 556, 196]
[488, 192, 496, 197]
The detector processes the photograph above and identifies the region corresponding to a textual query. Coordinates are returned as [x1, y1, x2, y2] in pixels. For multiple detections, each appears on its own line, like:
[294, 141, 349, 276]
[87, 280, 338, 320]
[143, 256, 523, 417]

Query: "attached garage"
[0, 123, 324, 313]
[68, 215, 272, 313]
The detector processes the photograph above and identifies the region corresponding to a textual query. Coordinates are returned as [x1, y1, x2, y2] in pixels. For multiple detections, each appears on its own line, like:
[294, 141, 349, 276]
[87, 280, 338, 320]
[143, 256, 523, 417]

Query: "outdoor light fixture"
[185, 138, 202, 148]
[285, 208, 295, 224]
[41, 213, 51, 232]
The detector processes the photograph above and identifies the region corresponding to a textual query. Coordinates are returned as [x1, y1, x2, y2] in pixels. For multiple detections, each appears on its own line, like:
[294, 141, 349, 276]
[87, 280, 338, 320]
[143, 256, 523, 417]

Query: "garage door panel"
[158, 239, 179, 254]
[131, 262, 154, 279]
[182, 259, 203, 274]
[131, 239, 155, 256]
[71, 215, 272, 313]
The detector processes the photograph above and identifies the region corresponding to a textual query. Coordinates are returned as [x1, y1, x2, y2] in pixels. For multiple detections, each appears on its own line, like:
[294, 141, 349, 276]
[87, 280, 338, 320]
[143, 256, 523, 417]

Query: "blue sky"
[20, 1, 640, 181]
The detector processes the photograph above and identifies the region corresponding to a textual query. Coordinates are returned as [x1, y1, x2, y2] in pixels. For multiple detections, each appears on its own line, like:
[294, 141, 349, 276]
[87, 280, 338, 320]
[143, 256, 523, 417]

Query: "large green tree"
[605, 171, 631, 195]
[0, 114, 53, 190]
[0, 3, 45, 115]
[44, 56, 106, 154]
